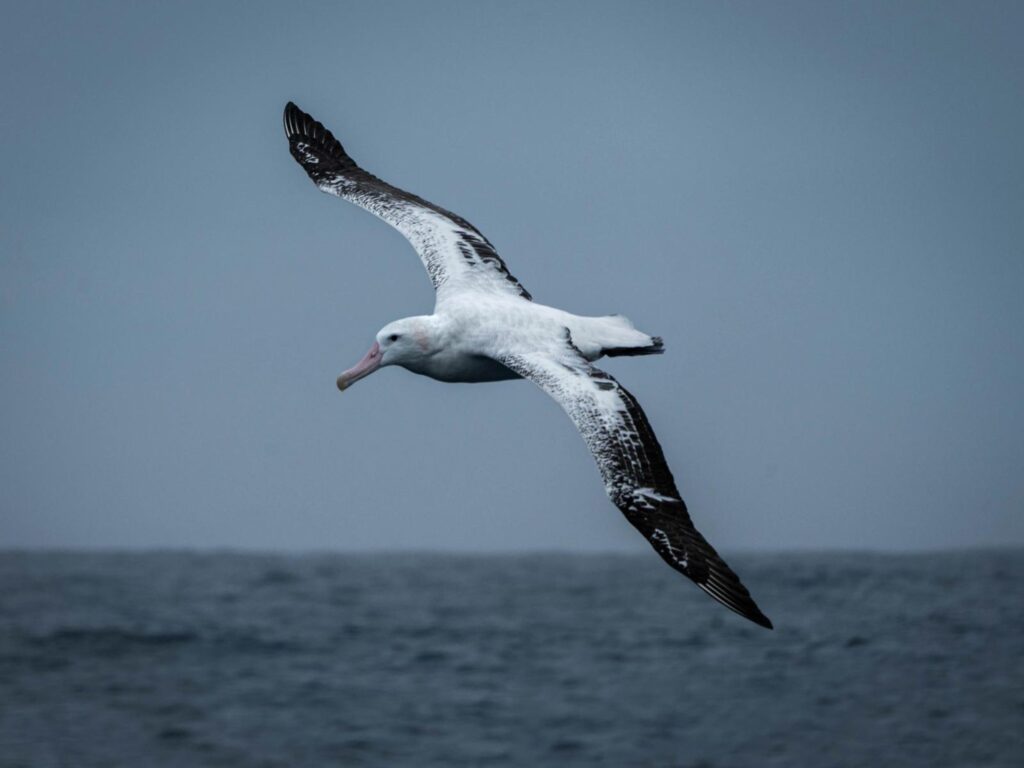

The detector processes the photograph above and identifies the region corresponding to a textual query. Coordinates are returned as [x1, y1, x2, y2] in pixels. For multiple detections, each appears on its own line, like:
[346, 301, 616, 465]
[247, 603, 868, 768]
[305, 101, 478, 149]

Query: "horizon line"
[2, 543, 1022, 557]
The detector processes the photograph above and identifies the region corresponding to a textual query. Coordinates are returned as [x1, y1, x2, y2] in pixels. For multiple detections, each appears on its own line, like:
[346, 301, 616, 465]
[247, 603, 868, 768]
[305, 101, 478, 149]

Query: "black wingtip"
[749, 607, 774, 630]
[686, 541, 774, 630]
[698, 580, 774, 629]
[283, 101, 300, 138]
[282, 101, 353, 170]
[282, 101, 319, 142]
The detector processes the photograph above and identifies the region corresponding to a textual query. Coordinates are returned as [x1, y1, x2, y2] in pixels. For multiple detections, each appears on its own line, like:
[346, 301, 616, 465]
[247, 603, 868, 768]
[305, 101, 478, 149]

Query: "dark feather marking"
[457, 242, 476, 264]
[499, 343, 773, 630]
[602, 336, 665, 357]
[284, 102, 532, 301]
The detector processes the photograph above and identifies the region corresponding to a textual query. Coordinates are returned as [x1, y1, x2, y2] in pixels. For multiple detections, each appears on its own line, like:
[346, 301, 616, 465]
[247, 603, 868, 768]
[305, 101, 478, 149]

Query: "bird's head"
[336, 317, 433, 391]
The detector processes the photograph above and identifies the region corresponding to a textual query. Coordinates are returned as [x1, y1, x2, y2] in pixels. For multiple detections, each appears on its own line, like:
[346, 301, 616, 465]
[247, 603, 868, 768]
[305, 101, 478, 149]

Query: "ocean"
[0, 550, 1021, 767]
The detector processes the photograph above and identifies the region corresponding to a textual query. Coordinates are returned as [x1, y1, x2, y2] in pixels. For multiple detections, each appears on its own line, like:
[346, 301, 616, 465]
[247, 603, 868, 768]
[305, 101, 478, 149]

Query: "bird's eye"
[388, 333, 400, 342]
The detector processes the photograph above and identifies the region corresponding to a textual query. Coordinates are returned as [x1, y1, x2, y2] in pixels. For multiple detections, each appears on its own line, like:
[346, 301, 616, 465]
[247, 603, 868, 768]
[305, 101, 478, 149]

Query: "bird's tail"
[590, 314, 664, 358]
[602, 336, 664, 357]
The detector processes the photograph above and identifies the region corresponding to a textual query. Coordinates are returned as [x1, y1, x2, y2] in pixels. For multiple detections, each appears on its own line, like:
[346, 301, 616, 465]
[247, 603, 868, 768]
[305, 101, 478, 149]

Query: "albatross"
[283, 102, 772, 629]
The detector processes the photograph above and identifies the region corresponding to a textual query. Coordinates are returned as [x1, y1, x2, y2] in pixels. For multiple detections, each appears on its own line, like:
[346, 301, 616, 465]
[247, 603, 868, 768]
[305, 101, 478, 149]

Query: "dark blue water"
[1, 550, 1021, 767]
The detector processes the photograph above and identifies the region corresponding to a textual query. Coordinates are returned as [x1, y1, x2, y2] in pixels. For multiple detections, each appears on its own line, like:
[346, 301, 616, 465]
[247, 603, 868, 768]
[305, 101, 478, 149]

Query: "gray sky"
[1, 1, 1022, 552]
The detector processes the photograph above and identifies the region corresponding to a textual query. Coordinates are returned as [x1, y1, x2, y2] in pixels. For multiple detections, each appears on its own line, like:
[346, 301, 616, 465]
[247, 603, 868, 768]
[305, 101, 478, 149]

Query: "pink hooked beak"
[336, 341, 382, 391]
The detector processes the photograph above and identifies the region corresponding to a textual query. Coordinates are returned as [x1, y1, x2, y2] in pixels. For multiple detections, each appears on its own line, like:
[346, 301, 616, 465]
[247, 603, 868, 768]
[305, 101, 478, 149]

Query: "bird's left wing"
[494, 334, 772, 628]
[283, 102, 531, 305]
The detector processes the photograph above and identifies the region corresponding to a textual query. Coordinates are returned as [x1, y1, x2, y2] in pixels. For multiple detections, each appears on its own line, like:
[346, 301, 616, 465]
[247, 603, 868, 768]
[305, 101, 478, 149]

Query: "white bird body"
[384, 299, 657, 383]
[284, 102, 772, 629]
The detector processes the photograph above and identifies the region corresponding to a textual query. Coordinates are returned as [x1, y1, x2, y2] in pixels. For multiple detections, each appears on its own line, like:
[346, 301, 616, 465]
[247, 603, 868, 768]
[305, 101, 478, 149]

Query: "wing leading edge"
[283, 102, 531, 303]
[496, 335, 773, 629]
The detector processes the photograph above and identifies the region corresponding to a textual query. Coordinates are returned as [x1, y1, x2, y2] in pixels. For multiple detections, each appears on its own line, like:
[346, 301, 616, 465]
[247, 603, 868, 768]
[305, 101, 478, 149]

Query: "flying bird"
[283, 102, 772, 629]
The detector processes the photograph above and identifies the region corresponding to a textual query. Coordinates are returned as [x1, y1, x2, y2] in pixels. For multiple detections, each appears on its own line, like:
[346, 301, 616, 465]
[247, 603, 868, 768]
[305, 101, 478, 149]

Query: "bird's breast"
[403, 351, 521, 383]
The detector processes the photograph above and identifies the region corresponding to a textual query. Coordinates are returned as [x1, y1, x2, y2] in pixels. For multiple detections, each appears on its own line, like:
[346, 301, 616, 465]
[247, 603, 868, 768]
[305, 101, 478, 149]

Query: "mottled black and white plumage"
[498, 335, 772, 628]
[284, 102, 772, 629]
[284, 102, 531, 303]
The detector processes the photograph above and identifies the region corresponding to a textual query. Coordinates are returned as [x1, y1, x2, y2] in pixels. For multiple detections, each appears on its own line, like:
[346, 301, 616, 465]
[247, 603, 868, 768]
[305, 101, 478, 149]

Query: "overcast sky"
[1, 1, 1021, 552]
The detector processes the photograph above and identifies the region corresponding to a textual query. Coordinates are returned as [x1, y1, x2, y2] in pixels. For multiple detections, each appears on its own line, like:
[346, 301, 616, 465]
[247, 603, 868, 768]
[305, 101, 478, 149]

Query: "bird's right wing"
[494, 333, 772, 628]
[283, 102, 532, 305]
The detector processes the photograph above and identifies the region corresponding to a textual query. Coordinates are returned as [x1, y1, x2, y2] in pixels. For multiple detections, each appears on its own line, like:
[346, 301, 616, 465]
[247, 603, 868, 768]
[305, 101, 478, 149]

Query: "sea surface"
[0, 550, 1021, 767]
